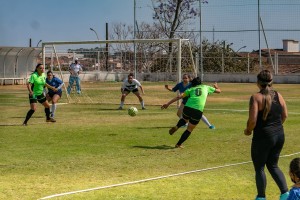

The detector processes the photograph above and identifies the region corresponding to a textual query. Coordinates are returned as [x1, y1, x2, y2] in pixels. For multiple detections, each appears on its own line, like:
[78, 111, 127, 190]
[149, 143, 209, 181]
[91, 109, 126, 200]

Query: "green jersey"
[29, 72, 46, 95]
[184, 84, 215, 112]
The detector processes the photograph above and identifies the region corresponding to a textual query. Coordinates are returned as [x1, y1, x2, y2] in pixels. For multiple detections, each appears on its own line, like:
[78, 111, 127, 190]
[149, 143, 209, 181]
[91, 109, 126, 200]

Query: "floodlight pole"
[134, 0, 137, 78]
[199, 0, 203, 81]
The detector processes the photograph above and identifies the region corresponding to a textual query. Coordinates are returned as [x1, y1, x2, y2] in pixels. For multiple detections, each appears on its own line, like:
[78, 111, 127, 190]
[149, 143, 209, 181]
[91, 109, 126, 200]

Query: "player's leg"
[201, 115, 215, 129]
[75, 77, 81, 94]
[175, 107, 202, 148]
[40, 95, 55, 122]
[119, 90, 129, 109]
[67, 77, 75, 94]
[23, 95, 37, 125]
[50, 93, 61, 118]
[133, 90, 145, 109]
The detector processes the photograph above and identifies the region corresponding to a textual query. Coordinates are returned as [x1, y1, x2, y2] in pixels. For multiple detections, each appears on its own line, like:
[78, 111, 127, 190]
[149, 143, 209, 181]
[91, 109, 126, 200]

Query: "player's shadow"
[137, 126, 171, 130]
[133, 145, 174, 150]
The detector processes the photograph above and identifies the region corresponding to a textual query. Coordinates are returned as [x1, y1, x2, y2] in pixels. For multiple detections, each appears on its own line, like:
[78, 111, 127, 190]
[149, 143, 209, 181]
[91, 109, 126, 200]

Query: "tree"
[152, 0, 207, 72]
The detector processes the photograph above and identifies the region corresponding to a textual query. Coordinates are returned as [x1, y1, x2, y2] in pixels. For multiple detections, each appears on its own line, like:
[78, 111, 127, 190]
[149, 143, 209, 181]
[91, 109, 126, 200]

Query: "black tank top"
[253, 91, 284, 140]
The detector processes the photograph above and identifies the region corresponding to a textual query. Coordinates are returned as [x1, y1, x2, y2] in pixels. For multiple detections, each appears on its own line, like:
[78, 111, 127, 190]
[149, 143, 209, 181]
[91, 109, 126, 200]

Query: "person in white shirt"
[67, 58, 83, 94]
[118, 73, 145, 110]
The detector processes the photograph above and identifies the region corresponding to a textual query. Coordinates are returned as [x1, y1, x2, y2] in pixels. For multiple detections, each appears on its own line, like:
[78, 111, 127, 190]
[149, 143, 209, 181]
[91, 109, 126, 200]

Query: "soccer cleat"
[175, 144, 184, 148]
[255, 197, 266, 200]
[209, 125, 215, 129]
[46, 118, 56, 123]
[117, 107, 123, 110]
[169, 126, 178, 135]
[142, 107, 146, 110]
[279, 192, 289, 200]
[22, 123, 27, 126]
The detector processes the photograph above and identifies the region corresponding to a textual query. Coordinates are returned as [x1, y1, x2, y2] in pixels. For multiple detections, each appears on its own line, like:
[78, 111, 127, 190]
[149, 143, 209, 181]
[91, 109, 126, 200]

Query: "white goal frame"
[41, 38, 196, 104]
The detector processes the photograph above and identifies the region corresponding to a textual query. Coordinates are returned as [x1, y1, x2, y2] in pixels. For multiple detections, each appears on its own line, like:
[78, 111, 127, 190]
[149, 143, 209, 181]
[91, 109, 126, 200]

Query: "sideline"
[39, 151, 300, 200]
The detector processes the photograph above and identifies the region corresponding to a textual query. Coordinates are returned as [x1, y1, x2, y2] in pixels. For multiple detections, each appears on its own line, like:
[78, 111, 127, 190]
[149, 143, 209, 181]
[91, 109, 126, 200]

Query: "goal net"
[41, 39, 197, 105]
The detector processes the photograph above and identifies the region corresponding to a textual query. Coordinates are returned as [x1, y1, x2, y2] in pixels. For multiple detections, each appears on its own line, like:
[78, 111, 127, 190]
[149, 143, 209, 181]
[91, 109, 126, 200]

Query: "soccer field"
[0, 82, 299, 200]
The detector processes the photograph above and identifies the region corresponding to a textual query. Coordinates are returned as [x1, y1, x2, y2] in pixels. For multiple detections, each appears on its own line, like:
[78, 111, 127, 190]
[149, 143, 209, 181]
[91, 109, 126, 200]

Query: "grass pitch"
[0, 82, 299, 200]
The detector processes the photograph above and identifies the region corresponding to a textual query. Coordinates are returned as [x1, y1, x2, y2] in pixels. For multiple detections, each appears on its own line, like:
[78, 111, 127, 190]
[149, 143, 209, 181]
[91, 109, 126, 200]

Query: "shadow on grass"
[133, 144, 174, 150]
[136, 126, 171, 129]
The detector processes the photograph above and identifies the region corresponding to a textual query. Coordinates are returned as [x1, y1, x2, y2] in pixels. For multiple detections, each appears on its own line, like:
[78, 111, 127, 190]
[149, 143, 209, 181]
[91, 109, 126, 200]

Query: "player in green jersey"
[23, 64, 57, 126]
[161, 77, 221, 148]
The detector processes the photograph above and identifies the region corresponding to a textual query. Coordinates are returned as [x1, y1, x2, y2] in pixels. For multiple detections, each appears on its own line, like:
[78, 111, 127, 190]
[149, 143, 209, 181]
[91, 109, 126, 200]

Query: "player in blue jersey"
[165, 74, 215, 129]
[118, 73, 145, 110]
[46, 71, 64, 119]
[287, 157, 300, 200]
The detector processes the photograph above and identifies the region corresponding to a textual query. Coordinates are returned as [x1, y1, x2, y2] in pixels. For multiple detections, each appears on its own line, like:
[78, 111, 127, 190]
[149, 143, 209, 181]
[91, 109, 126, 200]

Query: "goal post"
[41, 38, 196, 104]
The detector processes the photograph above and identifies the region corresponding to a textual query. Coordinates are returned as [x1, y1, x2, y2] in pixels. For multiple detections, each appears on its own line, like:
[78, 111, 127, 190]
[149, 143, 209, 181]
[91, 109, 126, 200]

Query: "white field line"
[39, 151, 300, 200]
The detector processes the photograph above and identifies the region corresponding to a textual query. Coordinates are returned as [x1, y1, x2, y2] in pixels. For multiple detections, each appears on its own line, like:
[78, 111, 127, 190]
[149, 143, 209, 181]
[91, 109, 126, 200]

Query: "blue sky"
[0, 0, 299, 51]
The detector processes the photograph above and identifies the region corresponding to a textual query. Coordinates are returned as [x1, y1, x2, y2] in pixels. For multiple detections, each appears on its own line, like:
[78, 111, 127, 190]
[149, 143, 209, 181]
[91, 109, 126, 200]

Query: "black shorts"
[124, 88, 139, 93]
[182, 106, 203, 125]
[48, 91, 62, 98]
[29, 94, 47, 104]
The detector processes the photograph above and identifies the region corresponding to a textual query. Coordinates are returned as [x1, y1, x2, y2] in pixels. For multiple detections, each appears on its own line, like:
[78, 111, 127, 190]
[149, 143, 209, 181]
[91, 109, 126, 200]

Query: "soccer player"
[244, 69, 289, 200]
[165, 73, 215, 129]
[161, 77, 221, 148]
[46, 71, 64, 119]
[23, 64, 57, 125]
[118, 73, 145, 110]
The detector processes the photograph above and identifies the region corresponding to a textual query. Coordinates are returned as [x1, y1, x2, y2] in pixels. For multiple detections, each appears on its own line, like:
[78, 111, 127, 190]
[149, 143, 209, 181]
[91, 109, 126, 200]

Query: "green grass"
[0, 82, 299, 200]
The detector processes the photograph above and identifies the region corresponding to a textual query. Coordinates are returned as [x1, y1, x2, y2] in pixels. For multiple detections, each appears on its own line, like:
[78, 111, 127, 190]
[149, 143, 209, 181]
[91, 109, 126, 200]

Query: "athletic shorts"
[124, 88, 139, 93]
[48, 91, 62, 98]
[182, 106, 203, 125]
[29, 94, 47, 104]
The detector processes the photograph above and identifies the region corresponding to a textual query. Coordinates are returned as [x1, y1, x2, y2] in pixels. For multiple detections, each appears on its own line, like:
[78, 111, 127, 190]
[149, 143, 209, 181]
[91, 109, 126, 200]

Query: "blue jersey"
[46, 77, 63, 94]
[287, 186, 300, 200]
[172, 82, 191, 104]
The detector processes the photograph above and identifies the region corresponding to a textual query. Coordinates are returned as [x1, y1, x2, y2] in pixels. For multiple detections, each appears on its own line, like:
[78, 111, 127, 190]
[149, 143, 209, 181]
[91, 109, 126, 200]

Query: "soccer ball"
[128, 107, 138, 117]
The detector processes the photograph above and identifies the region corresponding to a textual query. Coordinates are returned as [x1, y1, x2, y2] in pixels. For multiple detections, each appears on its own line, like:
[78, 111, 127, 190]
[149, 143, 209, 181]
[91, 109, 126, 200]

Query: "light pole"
[237, 46, 247, 52]
[90, 28, 100, 40]
[36, 40, 42, 47]
[89, 28, 100, 70]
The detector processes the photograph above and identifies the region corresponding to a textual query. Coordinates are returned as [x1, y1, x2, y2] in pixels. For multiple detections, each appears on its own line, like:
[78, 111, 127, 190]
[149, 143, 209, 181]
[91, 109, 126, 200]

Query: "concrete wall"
[55, 71, 300, 84]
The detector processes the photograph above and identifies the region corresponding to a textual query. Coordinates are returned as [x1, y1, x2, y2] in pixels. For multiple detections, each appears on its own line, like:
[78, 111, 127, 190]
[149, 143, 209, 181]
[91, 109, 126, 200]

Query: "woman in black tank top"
[244, 69, 289, 200]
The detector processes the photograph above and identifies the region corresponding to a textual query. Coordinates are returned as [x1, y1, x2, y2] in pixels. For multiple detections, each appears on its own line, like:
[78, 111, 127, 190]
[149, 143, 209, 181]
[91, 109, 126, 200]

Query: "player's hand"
[161, 104, 169, 110]
[213, 82, 219, 89]
[244, 129, 252, 136]
[164, 85, 168, 89]
[53, 87, 58, 92]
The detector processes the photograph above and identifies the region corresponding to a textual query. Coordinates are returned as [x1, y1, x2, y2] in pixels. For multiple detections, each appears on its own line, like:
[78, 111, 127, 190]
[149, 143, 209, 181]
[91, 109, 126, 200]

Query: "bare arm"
[139, 85, 145, 94]
[45, 83, 57, 92]
[244, 95, 258, 135]
[213, 82, 221, 93]
[278, 92, 288, 124]
[161, 93, 185, 109]
[164, 84, 173, 91]
[27, 83, 33, 96]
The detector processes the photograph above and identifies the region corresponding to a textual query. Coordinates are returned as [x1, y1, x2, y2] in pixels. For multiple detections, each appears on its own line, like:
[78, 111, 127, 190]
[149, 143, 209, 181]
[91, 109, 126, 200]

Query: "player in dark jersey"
[244, 69, 289, 200]
[118, 73, 145, 110]
[46, 71, 64, 119]
[23, 64, 57, 125]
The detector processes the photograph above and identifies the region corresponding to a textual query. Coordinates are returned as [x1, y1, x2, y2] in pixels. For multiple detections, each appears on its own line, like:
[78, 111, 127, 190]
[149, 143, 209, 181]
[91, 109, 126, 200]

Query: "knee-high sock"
[24, 109, 35, 124]
[201, 115, 211, 127]
[140, 100, 145, 108]
[45, 108, 51, 119]
[51, 104, 57, 118]
[176, 130, 191, 146]
[176, 118, 187, 128]
[119, 101, 124, 108]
